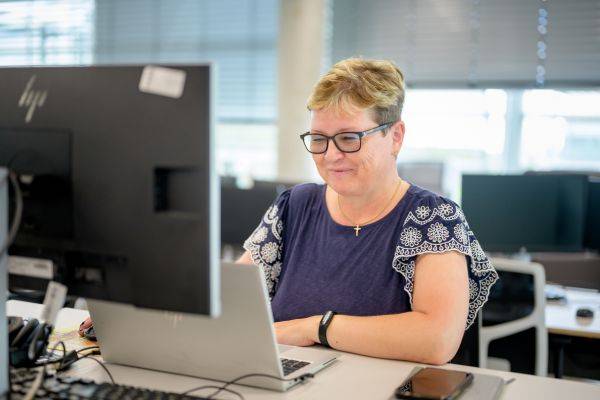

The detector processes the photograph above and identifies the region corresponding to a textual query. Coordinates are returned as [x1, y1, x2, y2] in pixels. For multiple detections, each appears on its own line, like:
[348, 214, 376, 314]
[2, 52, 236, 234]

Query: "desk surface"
[545, 286, 600, 339]
[7, 300, 600, 400]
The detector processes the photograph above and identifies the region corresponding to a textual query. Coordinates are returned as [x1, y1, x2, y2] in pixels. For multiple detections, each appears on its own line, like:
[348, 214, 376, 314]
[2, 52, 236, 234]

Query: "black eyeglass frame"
[299, 122, 396, 154]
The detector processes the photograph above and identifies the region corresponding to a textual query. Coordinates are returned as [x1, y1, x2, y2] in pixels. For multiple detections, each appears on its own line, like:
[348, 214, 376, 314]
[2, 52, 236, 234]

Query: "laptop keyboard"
[280, 358, 310, 376]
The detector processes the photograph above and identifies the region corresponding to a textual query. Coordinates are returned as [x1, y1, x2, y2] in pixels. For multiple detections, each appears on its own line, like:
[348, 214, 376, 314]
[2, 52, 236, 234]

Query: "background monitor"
[220, 177, 292, 248]
[397, 161, 445, 196]
[461, 174, 588, 253]
[0, 65, 219, 316]
[585, 177, 600, 251]
[1, 168, 8, 396]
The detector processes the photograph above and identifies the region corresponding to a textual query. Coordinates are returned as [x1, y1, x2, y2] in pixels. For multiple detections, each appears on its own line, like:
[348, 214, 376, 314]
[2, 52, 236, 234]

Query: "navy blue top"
[243, 183, 498, 329]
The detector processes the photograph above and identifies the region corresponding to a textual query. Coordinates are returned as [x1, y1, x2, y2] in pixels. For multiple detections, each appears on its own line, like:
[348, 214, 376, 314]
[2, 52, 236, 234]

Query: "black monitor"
[461, 174, 588, 253]
[585, 177, 600, 251]
[220, 178, 292, 247]
[0, 65, 220, 316]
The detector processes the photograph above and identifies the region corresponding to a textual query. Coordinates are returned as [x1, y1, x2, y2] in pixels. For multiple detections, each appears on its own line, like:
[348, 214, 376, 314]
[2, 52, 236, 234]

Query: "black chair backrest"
[220, 178, 295, 247]
[451, 314, 480, 367]
[482, 270, 537, 374]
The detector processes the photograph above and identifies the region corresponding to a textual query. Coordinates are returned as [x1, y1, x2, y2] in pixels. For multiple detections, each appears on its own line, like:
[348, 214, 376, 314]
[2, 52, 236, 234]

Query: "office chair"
[451, 313, 480, 367]
[480, 258, 548, 376]
[220, 177, 295, 248]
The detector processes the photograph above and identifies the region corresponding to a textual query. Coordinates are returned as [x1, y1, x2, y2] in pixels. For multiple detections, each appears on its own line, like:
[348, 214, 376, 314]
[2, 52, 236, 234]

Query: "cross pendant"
[354, 225, 361, 237]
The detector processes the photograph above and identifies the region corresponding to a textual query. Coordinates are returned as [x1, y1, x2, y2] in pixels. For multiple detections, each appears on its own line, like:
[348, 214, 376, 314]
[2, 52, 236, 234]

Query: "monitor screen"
[221, 178, 292, 247]
[461, 174, 588, 252]
[0, 65, 219, 316]
[585, 178, 600, 251]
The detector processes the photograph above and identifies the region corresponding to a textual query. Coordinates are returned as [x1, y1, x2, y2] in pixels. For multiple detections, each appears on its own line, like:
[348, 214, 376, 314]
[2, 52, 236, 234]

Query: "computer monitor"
[1, 168, 8, 395]
[461, 174, 588, 253]
[397, 161, 445, 196]
[0, 65, 219, 316]
[585, 177, 600, 251]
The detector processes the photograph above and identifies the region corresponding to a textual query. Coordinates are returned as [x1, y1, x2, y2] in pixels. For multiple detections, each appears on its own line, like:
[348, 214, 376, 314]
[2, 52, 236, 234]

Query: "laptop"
[87, 262, 338, 391]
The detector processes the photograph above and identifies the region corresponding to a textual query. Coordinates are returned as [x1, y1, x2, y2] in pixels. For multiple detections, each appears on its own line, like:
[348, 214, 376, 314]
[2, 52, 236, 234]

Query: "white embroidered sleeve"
[392, 198, 498, 329]
[243, 190, 290, 298]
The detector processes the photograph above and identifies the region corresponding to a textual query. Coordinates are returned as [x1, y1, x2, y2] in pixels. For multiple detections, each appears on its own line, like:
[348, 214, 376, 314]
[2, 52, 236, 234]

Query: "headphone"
[9, 316, 53, 368]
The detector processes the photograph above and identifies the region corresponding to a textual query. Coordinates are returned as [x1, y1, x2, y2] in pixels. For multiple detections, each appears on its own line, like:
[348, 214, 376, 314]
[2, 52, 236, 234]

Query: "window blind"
[331, 0, 600, 88]
[0, 0, 94, 66]
[93, 0, 279, 122]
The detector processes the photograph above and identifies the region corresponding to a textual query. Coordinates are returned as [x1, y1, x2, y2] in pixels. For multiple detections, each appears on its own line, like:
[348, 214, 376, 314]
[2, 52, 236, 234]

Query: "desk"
[544, 286, 600, 379]
[545, 286, 600, 339]
[8, 300, 600, 399]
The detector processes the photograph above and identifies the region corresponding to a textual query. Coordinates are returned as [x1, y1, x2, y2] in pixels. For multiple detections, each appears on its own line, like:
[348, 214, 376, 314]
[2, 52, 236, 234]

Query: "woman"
[237, 58, 498, 365]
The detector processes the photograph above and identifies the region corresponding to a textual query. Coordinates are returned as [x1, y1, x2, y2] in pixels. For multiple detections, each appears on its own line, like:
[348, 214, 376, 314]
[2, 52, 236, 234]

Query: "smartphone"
[394, 367, 474, 400]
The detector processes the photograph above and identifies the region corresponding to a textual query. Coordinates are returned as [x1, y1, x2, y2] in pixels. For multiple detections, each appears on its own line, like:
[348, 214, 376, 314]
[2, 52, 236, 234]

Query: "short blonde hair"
[307, 58, 406, 125]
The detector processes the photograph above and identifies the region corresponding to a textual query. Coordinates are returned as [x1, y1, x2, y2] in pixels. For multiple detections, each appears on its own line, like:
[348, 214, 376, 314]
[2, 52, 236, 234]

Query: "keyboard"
[280, 358, 310, 376]
[10, 368, 209, 399]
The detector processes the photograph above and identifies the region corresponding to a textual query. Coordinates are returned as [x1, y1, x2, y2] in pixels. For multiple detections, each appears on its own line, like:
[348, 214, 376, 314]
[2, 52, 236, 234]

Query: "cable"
[66, 353, 247, 400]
[182, 385, 244, 400]
[35, 345, 101, 367]
[37, 344, 110, 383]
[182, 372, 314, 398]
[43, 341, 67, 374]
[24, 340, 67, 400]
[74, 353, 116, 384]
[18, 341, 65, 400]
[22, 368, 44, 400]
[206, 372, 313, 399]
[76, 345, 100, 355]
[0, 170, 23, 257]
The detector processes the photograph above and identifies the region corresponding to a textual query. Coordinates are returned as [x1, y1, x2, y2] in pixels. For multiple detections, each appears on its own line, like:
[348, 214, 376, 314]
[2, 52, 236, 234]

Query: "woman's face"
[310, 108, 403, 197]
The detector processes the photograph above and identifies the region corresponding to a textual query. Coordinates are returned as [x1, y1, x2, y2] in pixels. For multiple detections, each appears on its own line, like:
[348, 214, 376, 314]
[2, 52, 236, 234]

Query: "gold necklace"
[337, 178, 403, 237]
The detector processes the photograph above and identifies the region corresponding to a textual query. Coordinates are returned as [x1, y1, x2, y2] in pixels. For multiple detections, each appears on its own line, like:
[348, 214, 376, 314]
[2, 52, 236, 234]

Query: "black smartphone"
[394, 367, 474, 400]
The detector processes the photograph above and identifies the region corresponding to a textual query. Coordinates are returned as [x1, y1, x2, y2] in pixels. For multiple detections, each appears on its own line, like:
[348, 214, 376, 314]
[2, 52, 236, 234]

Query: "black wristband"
[318, 311, 337, 348]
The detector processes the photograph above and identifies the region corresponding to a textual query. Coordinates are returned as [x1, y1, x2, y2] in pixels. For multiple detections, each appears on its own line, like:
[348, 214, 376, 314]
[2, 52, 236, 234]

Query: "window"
[0, 0, 279, 179]
[0, 0, 94, 66]
[330, 0, 600, 86]
[403, 89, 506, 155]
[400, 89, 507, 199]
[217, 123, 278, 180]
[328, 0, 600, 199]
[521, 90, 600, 171]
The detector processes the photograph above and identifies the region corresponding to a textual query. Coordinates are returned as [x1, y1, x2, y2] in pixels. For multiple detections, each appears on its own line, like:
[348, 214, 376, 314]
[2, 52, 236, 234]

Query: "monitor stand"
[511, 247, 532, 262]
[490, 247, 532, 263]
[1, 168, 9, 398]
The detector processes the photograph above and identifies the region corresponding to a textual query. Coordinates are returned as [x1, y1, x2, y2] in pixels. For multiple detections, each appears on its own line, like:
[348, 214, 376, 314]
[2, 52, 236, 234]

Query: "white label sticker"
[40, 281, 68, 325]
[8, 256, 54, 279]
[139, 66, 186, 99]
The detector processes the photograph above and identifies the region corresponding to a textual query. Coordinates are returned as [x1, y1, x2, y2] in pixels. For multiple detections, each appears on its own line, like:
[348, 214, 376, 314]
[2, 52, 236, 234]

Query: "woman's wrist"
[307, 315, 322, 343]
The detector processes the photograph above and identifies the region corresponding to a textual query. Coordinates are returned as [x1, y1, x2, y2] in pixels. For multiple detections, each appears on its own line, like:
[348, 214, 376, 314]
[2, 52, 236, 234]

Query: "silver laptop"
[87, 262, 338, 391]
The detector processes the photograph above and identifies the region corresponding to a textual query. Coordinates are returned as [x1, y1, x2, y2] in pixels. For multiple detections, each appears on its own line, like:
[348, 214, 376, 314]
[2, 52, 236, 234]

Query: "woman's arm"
[274, 250, 469, 365]
[236, 250, 253, 264]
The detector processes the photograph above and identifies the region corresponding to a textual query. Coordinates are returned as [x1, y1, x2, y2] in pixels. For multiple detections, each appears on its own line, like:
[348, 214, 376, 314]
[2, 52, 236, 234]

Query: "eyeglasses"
[299, 122, 395, 154]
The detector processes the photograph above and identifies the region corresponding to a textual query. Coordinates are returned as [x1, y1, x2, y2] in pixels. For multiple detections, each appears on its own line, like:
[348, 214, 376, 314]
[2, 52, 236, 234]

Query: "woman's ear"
[391, 120, 405, 157]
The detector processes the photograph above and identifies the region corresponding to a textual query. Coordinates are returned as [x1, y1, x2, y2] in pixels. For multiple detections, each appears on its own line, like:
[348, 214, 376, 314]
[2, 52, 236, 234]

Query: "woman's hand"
[78, 317, 93, 337]
[274, 315, 321, 347]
